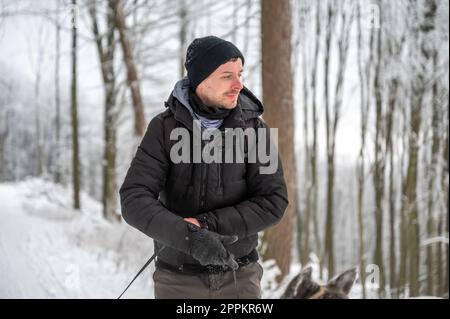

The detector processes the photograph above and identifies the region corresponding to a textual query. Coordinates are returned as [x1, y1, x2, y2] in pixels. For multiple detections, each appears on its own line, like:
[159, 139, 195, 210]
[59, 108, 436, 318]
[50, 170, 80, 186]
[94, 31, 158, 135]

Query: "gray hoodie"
[172, 77, 225, 129]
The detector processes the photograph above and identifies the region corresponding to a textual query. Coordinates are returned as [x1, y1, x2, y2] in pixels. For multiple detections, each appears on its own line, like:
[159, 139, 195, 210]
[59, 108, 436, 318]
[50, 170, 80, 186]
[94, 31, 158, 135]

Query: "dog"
[281, 266, 357, 299]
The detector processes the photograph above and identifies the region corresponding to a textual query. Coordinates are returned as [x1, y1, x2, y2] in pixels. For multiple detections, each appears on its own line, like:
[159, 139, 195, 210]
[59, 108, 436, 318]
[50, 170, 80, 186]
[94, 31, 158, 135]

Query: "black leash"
[117, 246, 242, 299]
[117, 246, 165, 299]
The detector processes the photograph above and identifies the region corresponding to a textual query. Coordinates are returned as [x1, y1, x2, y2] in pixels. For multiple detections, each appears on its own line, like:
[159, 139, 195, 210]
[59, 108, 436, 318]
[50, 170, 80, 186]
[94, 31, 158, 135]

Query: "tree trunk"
[323, 1, 352, 279]
[442, 120, 449, 297]
[242, 0, 252, 62]
[356, 1, 368, 299]
[439, 91, 449, 297]
[54, 0, 62, 184]
[111, 0, 146, 138]
[322, 1, 334, 279]
[33, 23, 45, 177]
[260, 0, 296, 281]
[372, 7, 385, 296]
[426, 51, 439, 296]
[105, 2, 119, 222]
[398, 103, 408, 297]
[300, 13, 310, 267]
[384, 10, 405, 296]
[308, 1, 321, 264]
[232, 0, 238, 44]
[179, 0, 188, 79]
[0, 109, 10, 180]
[299, 2, 321, 268]
[71, 0, 81, 210]
[90, 1, 119, 222]
[406, 0, 437, 297]
[386, 78, 398, 297]
[405, 91, 421, 297]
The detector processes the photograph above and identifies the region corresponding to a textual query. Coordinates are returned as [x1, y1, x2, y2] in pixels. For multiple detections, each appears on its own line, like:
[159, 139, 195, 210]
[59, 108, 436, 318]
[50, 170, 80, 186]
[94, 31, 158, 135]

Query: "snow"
[0, 178, 306, 299]
[0, 178, 154, 299]
[0, 178, 438, 299]
[421, 236, 449, 246]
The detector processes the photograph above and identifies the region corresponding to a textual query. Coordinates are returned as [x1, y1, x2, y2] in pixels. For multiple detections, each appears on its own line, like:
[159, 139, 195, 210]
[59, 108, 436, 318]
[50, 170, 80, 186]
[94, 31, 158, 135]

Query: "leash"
[118, 246, 241, 299]
[232, 268, 240, 299]
[227, 251, 240, 299]
[117, 246, 165, 299]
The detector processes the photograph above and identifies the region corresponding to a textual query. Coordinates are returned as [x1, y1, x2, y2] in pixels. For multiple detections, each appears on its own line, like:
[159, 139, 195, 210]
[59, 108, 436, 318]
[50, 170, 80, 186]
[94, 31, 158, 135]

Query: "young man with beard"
[120, 36, 288, 299]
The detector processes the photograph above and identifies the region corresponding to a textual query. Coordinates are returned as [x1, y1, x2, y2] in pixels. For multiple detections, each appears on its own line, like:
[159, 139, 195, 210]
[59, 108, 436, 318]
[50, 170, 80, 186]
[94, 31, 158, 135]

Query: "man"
[119, 36, 288, 299]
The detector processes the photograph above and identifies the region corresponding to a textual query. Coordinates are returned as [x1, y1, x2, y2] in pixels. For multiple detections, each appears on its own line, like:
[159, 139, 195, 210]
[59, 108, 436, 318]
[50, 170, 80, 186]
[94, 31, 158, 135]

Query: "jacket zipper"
[199, 139, 207, 209]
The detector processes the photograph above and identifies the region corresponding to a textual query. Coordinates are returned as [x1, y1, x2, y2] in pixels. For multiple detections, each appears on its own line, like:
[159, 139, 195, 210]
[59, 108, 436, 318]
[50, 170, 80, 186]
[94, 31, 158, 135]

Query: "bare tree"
[402, 0, 438, 297]
[89, 0, 120, 221]
[426, 49, 439, 296]
[242, 0, 252, 60]
[323, 0, 353, 278]
[356, 1, 370, 299]
[232, 0, 238, 44]
[28, 21, 47, 177]
[295, 1, 321, 269]
[296, 2, 311, 267]
[386, 76, 399, 298]
[322, 0, 334, 279]
[260, 0, 296, 280]
[111, 0, 146, 138]
[398, 90, 409, 297]
[372, 0, 385, 295]
[437, 56, 449, 298]
[179, 0, 188, 79]
[70, 0, 81, 210]
[54, 0, 62, 184]
[310, 1, 321, 263]
[0, 86, 12, 180]
[441, 106, 449, 297]
[384, 12, 405, 294]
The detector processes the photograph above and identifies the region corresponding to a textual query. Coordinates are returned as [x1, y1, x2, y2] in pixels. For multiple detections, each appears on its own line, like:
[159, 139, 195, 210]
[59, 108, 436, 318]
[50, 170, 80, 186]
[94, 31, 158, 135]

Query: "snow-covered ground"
[0, 178, 154, 299]
[0, 178, 297, 299]
[0, 178, 382, 299]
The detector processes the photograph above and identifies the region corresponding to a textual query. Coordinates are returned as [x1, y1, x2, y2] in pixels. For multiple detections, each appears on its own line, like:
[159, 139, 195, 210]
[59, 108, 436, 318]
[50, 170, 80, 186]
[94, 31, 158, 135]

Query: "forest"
[0, 0, 448, 298]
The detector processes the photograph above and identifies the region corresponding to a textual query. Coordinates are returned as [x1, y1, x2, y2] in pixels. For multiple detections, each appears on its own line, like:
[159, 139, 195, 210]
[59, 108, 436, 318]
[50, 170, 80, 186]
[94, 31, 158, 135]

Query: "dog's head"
[281, 266, 357, 299]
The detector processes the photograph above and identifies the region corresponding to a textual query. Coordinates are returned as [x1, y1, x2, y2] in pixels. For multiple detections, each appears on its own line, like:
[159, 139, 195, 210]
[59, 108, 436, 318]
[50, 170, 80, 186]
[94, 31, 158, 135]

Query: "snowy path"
[0, 184, 49, 298]
[0, 180, 155, 299]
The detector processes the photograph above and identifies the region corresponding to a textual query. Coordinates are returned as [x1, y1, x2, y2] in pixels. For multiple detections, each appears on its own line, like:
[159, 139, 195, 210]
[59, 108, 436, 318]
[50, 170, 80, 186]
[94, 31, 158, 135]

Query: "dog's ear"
[326, 268, 357, 295]
[280, 273, 302, 299]
[295, 266, 321, 299]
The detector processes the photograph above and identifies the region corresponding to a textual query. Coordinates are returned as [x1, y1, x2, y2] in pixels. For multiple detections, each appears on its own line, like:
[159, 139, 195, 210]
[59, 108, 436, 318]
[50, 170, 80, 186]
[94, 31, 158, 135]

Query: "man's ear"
[295, 266, 321, 299]
[326, 268, 357, 295]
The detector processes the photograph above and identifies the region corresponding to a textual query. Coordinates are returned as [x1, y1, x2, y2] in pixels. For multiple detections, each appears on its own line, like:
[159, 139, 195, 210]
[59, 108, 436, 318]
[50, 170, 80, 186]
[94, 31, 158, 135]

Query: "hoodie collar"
[166, 77, 264, 131]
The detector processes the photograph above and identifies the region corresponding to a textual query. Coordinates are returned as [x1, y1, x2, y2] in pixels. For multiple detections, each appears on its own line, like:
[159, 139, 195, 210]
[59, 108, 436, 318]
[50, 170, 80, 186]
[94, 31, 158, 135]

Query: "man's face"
[195, 58, 244, 109]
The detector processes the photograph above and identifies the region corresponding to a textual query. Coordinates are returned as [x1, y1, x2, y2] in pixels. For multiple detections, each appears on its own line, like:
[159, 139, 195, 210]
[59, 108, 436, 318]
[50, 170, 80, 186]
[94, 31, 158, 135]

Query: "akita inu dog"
[281, 266, 357, 299]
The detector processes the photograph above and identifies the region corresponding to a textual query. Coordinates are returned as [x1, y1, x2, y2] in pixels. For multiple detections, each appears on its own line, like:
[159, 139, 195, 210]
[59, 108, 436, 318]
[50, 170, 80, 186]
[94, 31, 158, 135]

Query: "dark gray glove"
[188, 224, 239, 270]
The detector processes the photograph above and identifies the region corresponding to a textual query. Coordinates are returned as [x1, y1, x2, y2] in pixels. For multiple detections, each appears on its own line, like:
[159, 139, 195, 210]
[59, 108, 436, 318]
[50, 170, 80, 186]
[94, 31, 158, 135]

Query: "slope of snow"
[2, 178, 430, 299]
[0, 178, 154, 299]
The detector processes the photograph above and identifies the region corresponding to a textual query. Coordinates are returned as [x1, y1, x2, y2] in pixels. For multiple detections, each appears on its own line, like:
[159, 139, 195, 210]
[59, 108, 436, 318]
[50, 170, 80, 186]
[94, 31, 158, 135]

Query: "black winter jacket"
[119, 81, 288, 268]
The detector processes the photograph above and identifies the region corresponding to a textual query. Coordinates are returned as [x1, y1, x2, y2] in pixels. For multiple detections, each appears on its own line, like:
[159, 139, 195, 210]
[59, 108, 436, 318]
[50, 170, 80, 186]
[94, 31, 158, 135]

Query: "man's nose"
[231, 77, 243, 91]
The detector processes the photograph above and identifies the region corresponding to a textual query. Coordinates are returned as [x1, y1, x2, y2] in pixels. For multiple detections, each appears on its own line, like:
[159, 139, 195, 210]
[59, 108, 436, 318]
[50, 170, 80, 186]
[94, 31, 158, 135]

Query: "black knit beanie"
[185, 36, 245, 90]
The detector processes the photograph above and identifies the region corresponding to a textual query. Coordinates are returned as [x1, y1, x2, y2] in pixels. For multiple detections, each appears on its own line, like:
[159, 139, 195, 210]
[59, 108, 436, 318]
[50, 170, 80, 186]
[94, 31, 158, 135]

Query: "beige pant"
[153, 261, 263, 299]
